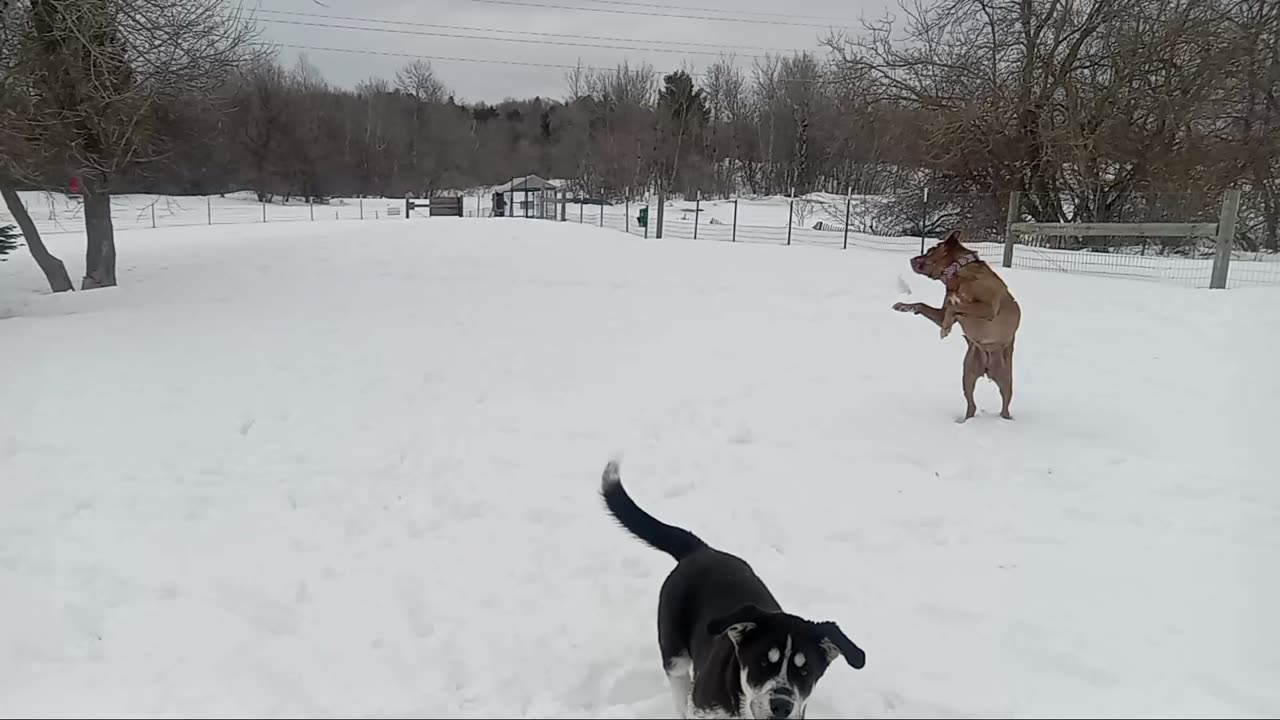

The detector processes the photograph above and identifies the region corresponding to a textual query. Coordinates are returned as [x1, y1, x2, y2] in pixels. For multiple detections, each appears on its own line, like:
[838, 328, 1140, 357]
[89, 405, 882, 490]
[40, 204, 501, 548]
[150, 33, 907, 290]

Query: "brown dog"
[893, 231, 1022, 421]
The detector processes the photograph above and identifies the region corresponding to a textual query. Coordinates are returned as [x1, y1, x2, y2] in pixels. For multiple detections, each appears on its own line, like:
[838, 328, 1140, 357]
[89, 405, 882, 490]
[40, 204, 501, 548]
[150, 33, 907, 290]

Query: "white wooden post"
[1003, 191, 1021, 268]
[1210, 189, 1242, 289]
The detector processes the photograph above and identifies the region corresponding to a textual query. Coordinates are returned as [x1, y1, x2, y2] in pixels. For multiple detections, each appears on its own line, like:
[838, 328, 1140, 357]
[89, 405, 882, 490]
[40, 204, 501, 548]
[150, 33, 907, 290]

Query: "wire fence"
[544, 190, 1280, 290]
[6, 188, 1278, 289]
[3, 192, 434, 235]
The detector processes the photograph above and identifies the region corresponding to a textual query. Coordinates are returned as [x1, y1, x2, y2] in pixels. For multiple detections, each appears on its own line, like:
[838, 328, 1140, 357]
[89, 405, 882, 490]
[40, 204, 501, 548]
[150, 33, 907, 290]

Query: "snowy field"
[2, 218, 1279, 718]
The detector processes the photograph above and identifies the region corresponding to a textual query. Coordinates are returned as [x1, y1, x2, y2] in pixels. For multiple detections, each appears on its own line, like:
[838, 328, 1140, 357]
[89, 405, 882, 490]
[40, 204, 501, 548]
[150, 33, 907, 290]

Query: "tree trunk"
[0, 186, 75, 293]
[81, 190, 117, 289]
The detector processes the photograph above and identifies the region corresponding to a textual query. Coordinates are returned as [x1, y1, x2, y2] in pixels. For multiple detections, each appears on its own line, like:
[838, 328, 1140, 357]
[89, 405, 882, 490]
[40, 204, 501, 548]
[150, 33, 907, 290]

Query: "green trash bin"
[637, 206, 648, 228]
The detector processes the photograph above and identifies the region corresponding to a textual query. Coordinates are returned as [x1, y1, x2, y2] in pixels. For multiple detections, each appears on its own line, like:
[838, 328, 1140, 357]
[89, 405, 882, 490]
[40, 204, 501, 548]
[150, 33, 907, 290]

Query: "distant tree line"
[2, 0, 1277, 292]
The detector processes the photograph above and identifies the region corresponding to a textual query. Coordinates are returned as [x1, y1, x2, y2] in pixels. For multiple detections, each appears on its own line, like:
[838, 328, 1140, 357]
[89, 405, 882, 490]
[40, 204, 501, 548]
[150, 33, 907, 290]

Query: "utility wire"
[461, 0, 854, 29]
[254, 8, 805, 54]
[265, 42, 834, 84]
[258, 17, 775, 58]
[267, 42, 600, 71]
[570, 0, 864, 24]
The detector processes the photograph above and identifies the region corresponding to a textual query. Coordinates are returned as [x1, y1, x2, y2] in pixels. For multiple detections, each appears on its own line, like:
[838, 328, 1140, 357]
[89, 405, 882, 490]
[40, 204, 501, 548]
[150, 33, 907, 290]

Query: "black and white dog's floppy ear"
[707, 604, 768, 646]
[815, 621, 866, 669]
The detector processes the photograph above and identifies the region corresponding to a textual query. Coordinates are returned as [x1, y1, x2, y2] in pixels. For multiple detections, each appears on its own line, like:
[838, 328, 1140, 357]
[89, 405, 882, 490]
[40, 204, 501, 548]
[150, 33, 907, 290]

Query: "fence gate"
[429, 196, 464, 217]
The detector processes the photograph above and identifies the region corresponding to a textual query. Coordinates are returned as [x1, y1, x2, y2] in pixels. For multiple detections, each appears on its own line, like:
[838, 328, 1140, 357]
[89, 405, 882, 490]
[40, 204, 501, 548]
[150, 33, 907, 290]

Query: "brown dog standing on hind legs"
[893, 230, 1022, 422]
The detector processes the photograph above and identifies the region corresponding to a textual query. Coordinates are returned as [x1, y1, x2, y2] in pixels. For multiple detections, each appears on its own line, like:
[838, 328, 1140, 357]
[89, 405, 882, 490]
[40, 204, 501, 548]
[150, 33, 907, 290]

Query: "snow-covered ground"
[2, 217, 1279, 718]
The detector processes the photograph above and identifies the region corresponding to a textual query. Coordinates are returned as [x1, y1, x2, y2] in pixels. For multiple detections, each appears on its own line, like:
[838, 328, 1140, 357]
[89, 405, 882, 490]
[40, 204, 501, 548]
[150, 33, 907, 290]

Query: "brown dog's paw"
[940, 325, 952, 339]
[892, 302, 917, 314]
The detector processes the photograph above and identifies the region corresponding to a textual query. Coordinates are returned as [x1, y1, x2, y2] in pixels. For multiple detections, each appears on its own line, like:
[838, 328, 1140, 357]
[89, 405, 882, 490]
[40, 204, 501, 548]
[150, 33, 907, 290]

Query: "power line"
[267, 42, 833, 84]
[571, 0, 864, 24]
[254, 8, 804, 55]
[257, 17, 776, 58]
[269, 42, 601, 71]
[462, 0, 854, 29]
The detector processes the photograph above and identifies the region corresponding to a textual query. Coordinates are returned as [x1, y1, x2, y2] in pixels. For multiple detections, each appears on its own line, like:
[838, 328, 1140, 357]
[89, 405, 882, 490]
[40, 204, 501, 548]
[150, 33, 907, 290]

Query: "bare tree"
[396, 59, 449, 103]
[0, 0, 74, 292]
[702, 56, 747, 197]
[7, 0, 260, 289]
[1222, 0, 1280, 250]
[826, 0, 1243, 226]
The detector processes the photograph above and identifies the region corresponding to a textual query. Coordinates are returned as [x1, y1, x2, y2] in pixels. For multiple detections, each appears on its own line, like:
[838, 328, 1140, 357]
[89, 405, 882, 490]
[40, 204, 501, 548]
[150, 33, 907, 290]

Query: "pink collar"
[941, 253, 978, 281]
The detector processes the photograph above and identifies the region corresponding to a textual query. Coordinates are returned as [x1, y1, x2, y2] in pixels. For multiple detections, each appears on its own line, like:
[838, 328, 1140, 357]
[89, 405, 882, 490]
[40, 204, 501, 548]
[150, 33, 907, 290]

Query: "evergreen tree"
[0, 224, 20, 260]
[654, 71, 710, 193]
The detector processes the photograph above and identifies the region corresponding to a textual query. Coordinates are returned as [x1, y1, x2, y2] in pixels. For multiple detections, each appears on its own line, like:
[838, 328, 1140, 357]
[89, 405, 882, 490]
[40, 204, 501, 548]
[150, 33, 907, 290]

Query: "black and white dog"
[600, 460, 866, 719]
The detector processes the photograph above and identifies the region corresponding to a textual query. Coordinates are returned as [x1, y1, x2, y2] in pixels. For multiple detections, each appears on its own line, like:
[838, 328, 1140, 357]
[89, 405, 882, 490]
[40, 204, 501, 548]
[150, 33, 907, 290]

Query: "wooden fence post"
[1210, 189, 1242, 289]
[1003, 191, 1021, 268]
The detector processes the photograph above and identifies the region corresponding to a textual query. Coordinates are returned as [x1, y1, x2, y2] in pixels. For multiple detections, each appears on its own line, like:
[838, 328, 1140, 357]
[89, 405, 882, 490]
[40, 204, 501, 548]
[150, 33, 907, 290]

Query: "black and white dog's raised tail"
[601, 460, 865, 720]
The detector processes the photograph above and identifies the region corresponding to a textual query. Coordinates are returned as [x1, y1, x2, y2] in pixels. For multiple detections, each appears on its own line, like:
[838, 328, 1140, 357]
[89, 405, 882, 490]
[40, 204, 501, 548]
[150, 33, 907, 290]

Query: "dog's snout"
[769, 696, 795, 718]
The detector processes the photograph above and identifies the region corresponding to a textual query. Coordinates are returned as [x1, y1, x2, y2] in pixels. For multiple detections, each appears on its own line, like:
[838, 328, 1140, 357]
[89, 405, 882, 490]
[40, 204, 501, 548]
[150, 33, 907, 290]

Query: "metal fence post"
[1003, 191, 1021, 268]
[656, 191, 665, 239]
[309, 197, 314, 221]
[151, 203, 156, 229]
[360, 197, 364, 220]
[644, 205, 649, 239]
[843, 189, 851, 250]
[694, 191, 701, 240]
[626, 195, 630, 234]
[599, 202, 604, 227]
[920, 188, 929, 254]
[579, 197, 584, 224]
[207, 197, 212, 225]
[1210, 188, 1242, 289]
[732, 197, 738, 243]
[786, 187, 794, 246]
[262, 200, 266, 223]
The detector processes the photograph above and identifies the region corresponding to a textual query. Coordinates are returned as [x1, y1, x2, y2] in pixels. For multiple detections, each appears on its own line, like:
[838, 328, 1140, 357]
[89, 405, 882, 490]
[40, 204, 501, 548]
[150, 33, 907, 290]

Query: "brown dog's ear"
[815, 621, 866, 669]
[942, 230, 963, 245]
[708, 604, 769, 646]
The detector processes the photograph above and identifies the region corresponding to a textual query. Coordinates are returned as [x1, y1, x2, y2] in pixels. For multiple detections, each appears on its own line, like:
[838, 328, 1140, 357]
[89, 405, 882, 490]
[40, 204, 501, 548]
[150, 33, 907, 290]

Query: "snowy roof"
[494, 175, 558, 193]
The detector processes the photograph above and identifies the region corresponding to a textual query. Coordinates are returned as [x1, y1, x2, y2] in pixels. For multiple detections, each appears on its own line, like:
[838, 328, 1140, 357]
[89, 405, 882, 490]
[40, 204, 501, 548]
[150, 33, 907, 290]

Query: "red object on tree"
[69, 176, 81, 194]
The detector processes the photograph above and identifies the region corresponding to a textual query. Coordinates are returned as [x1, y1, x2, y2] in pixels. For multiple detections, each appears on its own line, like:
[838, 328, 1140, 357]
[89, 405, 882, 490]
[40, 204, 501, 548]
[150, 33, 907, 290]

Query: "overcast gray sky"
[249, 0, 896, 102]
